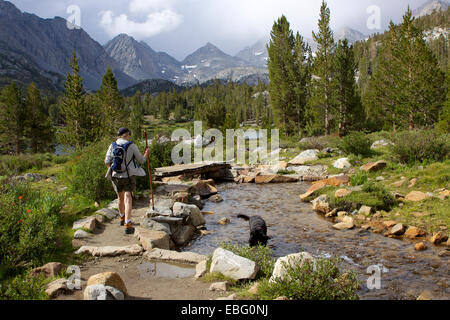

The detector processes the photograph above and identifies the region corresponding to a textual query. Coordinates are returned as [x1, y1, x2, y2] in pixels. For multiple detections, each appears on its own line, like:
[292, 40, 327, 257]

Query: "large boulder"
[72, 216, 96, 232]
[270, 252, 316, 283]
[171, 224, 196, 246]
[172, 202, 205, 227]
[360, 160, 387, 172]
[84, 285, 124, 300]
[135, 228, 170, 251]
[30, 262, 65, 278]
[141, 218, 171, 235]
[210, 248, 259, 281]
[333, 158, 351, 170]
[288, 150, 319, 165]
[86, 272, 127, 296]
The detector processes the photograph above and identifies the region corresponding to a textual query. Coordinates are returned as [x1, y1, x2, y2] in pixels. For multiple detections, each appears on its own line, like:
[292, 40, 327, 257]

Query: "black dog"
[237, 214, 270, 247]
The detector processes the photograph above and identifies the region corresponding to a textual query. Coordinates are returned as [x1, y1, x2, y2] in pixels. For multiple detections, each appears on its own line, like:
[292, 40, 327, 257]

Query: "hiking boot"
[119, 215, 125, 226]
[124, 222, 135, 235]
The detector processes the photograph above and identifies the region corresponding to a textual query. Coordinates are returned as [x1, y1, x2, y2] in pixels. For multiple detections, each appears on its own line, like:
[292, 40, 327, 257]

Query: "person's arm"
[132, 144, 150, 165]
[105, 144, 113, 167]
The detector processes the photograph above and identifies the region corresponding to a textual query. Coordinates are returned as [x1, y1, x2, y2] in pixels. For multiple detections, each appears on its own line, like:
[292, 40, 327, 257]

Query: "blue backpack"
[111, 141, 134, 174]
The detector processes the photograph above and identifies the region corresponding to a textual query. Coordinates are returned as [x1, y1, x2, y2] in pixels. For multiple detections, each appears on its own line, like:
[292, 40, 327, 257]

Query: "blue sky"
[9, 0, 426, 60]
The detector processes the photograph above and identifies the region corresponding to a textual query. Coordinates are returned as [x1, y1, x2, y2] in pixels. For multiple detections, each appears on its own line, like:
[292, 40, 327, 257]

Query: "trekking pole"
[144, 131, 155, 210]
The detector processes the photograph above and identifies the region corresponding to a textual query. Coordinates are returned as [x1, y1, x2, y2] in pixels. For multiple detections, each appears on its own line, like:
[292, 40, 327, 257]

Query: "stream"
[183, 182, 449, 300]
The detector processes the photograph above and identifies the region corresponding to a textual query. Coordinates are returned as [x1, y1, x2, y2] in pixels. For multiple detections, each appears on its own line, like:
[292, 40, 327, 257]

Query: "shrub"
[0, 273, 49, 300]
[339, 132, 373, 157]
[350, 172, 368, 186]
[390, 130, 449, 164]
[220, 243, 275, 279]
[299, 136, 339, 151]
[257, 257, 359, 300]
[0, 183, 63, 272]
[0, 154, 45, 176]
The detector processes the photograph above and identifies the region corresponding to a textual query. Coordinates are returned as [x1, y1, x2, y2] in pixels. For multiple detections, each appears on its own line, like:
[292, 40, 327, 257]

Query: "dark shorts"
[111, 176, 136, 193]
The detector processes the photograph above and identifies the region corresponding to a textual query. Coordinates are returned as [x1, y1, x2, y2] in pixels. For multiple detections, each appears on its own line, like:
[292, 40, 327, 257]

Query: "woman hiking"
[105, 127, 150, 234]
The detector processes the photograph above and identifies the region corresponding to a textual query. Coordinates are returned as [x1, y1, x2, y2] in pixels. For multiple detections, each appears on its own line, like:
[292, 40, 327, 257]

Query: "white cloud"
[99, 0, 182, 39]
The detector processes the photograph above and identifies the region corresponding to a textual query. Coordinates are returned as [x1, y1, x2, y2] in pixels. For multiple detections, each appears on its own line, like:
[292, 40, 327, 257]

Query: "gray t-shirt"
[105, 138, 147, 179]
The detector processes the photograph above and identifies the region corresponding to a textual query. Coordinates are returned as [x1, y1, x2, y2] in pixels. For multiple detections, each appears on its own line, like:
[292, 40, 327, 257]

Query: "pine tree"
[97, 68, 123, 137]
[59, 50, 94, 149]
[129, 91, 144, 140]
[310, 1, 337, 135]
[24, 83, 55, 153]
[0, 82, 25, 154]
[366, 8, 446, 130]
[437, 67, 450, 133]
[334, 39, 362, 136]
[267, 15, 311, 136]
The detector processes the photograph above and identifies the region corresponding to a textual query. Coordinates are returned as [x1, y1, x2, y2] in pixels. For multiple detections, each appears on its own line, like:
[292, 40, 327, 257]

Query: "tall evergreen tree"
[0, 82, 25, 154]
[310, 0, 337, 135]
[59, 50, 95, 149]
[366, 8, 446, 130]
[24, 83, 55, 153]
[97, 68, 123, 137]
[267, 15, 311, 136]
[129, 91, 145, 140]
[334, 39, 362, 136]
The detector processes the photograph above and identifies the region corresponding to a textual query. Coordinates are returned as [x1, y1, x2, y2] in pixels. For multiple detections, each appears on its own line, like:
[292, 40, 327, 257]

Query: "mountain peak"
[413, 0, 449, 18]
[335, 26, 366, 43]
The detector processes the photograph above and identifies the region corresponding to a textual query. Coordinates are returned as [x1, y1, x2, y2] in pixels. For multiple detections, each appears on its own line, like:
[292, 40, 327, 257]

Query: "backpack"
[111, 141, 134, 174]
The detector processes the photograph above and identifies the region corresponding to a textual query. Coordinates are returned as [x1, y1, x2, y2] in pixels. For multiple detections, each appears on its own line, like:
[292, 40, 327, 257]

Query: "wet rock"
[210, 248, 258, 281]
[255, 175, 299, 184]
[84, 285, 124, 300]
[333, 217, 355, 230]
[311, 195, 331, 214]
[360, 160, 387, 172]
[414, 242, 428, 251]
[431, 232, 448, 245]
[335, 189, 352, 198]
[195, 260, 208, 279]
[404, 226, 427, 239]
[135, 228, 170, 251]
[325, 208, 338, 218]
[95, 208, 118, 220]
[359, 206, 372, 216]
[171, 225, 196, 246]
[31, 262, 65, 279]
[405, 191, 430, 202]
[333, 158, 351, 170]
[172, 202, 205, 227]
[300, 181, 327, 202]
[86, 272, 127, 296]
[75, 245, 143, 257]
[390, 223, 406, 236]
[74, 230, 91, 239]
[209, 281, 230, 292]
[209, 194, 223, 203]
[270, 252, 316, 283]
[46, 278, 70, 298]
[141, 218, 171, 235]
[217, 218, 231, 225]
[72, 216, 96, 232]
[144, 248, 207, 264]
[288, 150, 319, 165]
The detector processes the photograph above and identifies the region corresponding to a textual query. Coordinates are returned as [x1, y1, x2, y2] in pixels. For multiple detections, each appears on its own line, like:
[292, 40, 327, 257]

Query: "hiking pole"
[144, 131, 155, 210]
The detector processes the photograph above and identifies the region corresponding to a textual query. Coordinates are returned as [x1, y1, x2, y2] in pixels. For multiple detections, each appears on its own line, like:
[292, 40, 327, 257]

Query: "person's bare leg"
[124, 192, 133, 223]
[117, 192, 125, 216]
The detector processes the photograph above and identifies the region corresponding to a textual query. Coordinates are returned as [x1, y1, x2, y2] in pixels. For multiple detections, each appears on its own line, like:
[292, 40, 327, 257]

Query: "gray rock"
[333, 158, 351, 170]
[46, 278, 69, 298]
[75, 245, 143, 257]
[195, 260, 208, 279]
[72, 217, 96, 232]
[371, 139, 393, 149]
[146, 208, 173, 218]
[359, 206, 372, 216]
[209, 194, 224, 203]
[84, 284, 124, 300]
[141, 218, 171, 235]
[172, 225, 196, 246]
[107, 199, 119, 210]
[144, 248, 207, 264]
[216, 294, 237, 300]
[390, 223, 406, 236]
[95, 208, 118, 220]
[151, 216, 184, 225]
[210, 248, 258, 281]
[24, 173, 45, 182]
[209, 281, 230, 292]
[270, 252, 316, 283]
[74, 230, 90, 239]
[172, 202, 205, 227]
[288, 150, 320, 165]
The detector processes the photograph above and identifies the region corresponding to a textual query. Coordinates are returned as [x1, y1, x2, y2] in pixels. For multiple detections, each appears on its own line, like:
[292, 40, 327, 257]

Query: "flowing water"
[183, 182, 449, 300]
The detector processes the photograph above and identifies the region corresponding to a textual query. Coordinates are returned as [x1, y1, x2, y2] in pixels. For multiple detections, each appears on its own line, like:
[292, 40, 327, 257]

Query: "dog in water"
[237, 214, 270, 247]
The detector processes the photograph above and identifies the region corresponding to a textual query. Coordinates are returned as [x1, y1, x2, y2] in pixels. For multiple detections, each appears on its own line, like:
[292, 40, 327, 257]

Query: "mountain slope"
[120, 79, 184, 97]
[104, 34, 184, 82]
[335, 26, 367, 43]
[413, 0, 449, 18]
[0, 0, 136, 91]
[235, 38, 269, 68]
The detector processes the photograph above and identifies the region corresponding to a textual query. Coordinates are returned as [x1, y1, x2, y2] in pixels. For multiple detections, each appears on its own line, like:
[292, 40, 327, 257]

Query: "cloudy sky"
[10, 0, 426, 60]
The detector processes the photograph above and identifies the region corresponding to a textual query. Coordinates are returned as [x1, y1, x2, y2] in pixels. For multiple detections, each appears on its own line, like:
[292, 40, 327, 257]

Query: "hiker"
[105, 127, 150, 234]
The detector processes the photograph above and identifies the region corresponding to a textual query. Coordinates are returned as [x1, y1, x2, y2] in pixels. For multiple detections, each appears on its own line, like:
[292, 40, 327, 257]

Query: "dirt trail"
[58, 196, 223, 301]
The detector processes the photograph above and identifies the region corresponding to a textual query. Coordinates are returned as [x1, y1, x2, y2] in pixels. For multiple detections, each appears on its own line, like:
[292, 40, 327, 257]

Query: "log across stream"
[183, 182, 449, 300]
